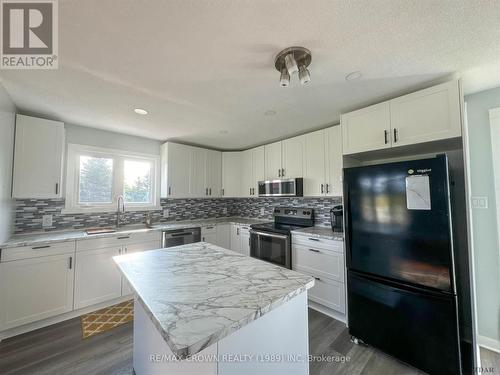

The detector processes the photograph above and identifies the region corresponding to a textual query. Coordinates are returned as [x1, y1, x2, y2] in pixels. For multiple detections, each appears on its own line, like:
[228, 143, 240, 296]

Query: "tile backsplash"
[14, 196, 342, 234]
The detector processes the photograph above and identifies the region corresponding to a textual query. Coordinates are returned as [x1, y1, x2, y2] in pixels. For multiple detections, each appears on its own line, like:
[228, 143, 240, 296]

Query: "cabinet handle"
[32, 245, 50, 249]
[205, 188, 208, 196]
[55, 183, 59, 195]
[202, 236, 205, 241]
[117, 236, 130, 240]
[68, 256, 73, 269]
[209, 188, 212, 196]
[321, 184, 324, 194]
[308, 248, 321, 253]
[384, 130, 388, 144]
[124, 247, 128, 253]
[168, 186, 171, 195]
[237, 228, 240, 235]
[118, 248, 122, 255]
[393, 128, 398, 143]
[282, 168, 285, 177]
[222, 188, 224, 196]
[326, 184, 329, 194]
[308, 238, 320, 242]
[314, 276, 321, 281]
[249, 188, 252, 195]
[205, 226, 215, 229]
[278, 169, 281, 177]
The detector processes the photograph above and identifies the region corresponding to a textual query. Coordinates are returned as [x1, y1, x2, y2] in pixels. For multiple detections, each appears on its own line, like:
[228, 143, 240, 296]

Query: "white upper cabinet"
[222, 152, 242, 197]
[303, 130, 326, 196]
[325, 126, 343, 196]
[12, 115, 65, 199]
[252, 146, 265, 194]
[241, 149, 253, 197]
[390, 80, 461, 147]
[341, 80, 462, 155]
[264, 141, 282, 179]
[161, 142, 191, 198]
[282, 135, 305, 178]
[161, 142, 222, 198]
[205, 150, 222, 198]
[341, 102, 391, 155]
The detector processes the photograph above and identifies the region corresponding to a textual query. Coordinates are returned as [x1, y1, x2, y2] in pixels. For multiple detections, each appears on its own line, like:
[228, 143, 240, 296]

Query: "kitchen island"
[113, 242, 314, 375]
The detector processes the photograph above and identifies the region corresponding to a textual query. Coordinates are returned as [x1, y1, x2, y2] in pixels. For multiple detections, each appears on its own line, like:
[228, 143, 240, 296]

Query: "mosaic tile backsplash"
[14, 197, 342, 234]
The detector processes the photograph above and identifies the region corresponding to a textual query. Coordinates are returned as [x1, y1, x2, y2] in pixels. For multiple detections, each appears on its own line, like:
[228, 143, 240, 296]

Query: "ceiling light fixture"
[275, 47, 311, 87]
[280, 68, 290, 87]
[345, 71, 362, 81]
[134, 108, 148, 115]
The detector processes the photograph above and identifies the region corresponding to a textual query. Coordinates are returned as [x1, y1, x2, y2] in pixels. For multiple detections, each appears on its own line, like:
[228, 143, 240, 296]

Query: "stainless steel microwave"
[258, 178, 303, 197]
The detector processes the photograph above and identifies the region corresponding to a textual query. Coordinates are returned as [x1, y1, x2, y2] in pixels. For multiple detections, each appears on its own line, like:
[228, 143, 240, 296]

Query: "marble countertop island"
[113, 242, 314, 359]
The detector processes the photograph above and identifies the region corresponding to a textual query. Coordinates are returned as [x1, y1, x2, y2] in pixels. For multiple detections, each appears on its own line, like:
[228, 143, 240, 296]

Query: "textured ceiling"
[1, 0, 499, 149]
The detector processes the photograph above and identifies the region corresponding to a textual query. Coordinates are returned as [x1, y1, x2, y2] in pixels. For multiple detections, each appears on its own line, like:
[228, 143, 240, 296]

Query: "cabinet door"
[240, 149, 253, 197]
[190, 147, 207, 198]
[325, 126, 343, 196]
[230, 224, 241, 253]
[264, 141, 282, 179]
[0, 253, 74, 330]
[216, 224, 231, 249]
[341, 102, 391, 155]
[206, 150, 222, 198]
[121, 240, 161, 296]
[222, 152, 242, 197]
[303, 130, 326, 196]
[74, 247, 122, 309]
[252, 146, 265, 195]
[202, 233, 217, 245]
[12, 115, 64, 198]
[390, 80, 461, 147]
[282, 135, 305, 178]
[163, 142, 191, 198]
[240, 226, 251, 256]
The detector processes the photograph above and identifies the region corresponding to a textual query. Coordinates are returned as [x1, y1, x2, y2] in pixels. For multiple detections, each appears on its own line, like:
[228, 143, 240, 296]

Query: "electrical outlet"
[163, 209, 170, 218]
[471, 196, 489, 209]
[223, 207, 228, 215]
[260, 207, 265, 215]
[42, 215, 53, 227]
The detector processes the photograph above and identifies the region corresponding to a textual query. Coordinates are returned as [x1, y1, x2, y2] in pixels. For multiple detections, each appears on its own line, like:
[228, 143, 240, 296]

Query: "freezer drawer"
[348, 271, 460, 375]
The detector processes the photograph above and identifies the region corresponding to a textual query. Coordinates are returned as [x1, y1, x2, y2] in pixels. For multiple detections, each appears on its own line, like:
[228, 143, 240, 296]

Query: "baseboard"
[478, 335, 500, 354]
[0, 295, 131, 342]
[308, 300, 346, 324]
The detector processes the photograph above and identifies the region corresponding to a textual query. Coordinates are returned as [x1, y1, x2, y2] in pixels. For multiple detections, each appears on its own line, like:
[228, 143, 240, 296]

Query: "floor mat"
[80, 300, 133, 339]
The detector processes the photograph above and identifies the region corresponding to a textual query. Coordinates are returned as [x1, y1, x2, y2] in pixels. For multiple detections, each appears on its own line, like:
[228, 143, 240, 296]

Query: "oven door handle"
[249, 229, 289, 240]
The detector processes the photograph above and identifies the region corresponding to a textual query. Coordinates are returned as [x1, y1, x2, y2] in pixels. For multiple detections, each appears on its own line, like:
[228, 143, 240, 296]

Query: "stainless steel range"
[250, 207, 314, 269]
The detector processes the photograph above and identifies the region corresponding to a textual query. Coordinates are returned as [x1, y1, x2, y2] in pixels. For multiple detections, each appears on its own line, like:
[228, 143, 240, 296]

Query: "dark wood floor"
[0, 309, 498, 374]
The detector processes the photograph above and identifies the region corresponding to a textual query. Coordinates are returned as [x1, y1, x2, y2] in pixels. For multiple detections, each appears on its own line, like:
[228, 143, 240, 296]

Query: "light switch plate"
[223, 207, 228, 215]
[471, 196, 489, 209]
[42, 215, 53, 227]
[260, 207, 265, 215]
[163, 209, 169, 218]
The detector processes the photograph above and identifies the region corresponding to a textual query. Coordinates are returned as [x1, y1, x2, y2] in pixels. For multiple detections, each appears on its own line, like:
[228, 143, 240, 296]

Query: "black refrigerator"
[344, 155, 463, 375]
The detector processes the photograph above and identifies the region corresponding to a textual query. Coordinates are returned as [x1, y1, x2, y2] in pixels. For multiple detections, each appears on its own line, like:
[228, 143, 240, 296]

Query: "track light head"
[299, 65, 311, 85]
[280, 68, 290, 87]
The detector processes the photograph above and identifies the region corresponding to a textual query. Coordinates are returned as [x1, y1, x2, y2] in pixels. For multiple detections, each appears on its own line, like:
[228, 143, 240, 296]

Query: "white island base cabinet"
[133, 292, 310, 375]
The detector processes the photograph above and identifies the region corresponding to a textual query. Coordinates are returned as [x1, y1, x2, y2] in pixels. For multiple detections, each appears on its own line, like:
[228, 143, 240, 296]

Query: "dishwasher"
[162, 227, 201, 248]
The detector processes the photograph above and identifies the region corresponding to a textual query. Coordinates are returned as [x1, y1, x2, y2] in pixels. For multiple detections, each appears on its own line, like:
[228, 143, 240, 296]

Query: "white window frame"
[64, 144, 160, 214]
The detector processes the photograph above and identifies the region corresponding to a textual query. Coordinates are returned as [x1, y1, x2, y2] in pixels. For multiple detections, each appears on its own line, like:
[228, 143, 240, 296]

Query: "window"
[65, 144, 160, 213]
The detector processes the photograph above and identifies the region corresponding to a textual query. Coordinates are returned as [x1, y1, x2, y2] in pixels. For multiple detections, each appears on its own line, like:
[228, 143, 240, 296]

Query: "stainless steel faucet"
[116, 195, 125, 228]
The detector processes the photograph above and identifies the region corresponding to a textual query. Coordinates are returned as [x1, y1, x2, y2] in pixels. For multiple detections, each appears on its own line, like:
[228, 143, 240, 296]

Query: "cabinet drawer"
[301, 270, 345, 313]
[292, 234, 343, 253]
[201, 225, 217, 235]
[1, 241, 75, 262]
[292, 245, 344, 282]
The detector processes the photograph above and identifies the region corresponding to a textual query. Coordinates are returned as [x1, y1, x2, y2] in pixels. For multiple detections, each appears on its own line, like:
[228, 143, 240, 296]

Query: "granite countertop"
[0, 217, 269, 249]
[291, 225, 344, 241]
[113, 242, 314, 359]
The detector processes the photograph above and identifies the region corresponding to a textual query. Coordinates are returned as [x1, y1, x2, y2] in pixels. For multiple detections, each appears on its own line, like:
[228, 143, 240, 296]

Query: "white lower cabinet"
[292, 234, 346, 315]
[121, 240, 162, 295]
[240, 226, 251, 256]
[230, 224, 242, 253]
[74, 246, 123, 309]
[0, 251, 75, 331]
[201, 225, 217, 245]
[216, 223, 231, 249]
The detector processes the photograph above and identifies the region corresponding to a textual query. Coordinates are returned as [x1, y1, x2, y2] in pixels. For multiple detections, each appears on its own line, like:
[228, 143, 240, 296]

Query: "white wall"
[465, 87, 500, 350]
[65, 123, 161, 155]
[0, 84, 16, 243]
